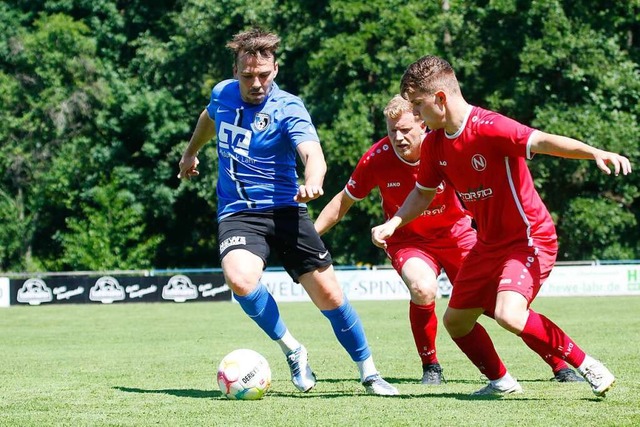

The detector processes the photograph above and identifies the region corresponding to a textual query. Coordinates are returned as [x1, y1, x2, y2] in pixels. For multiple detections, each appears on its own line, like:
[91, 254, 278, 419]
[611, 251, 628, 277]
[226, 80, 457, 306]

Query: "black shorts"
[218, 207, 333, 282]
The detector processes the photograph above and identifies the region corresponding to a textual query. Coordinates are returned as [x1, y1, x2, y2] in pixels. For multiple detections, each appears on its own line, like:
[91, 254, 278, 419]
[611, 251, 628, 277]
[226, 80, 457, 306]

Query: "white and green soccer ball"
[217, 349, 272, 400]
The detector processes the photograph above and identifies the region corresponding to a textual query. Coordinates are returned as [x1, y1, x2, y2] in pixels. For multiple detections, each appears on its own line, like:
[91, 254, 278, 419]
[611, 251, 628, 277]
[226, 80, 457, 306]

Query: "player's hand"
[371, 222, 398, 249]
[294, 184, 324, 203]
[178, 154, 200, 180]
[594, 150, 632, 176]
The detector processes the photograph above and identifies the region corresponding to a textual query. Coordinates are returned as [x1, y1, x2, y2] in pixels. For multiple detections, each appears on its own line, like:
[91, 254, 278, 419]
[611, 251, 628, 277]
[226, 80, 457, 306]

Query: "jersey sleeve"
[415, 134, 443, 190]
[280, 97, 320, 146]
[479, 111, 537, 158]
[205, 79, 233, 119]
[344, 148, 378, 201]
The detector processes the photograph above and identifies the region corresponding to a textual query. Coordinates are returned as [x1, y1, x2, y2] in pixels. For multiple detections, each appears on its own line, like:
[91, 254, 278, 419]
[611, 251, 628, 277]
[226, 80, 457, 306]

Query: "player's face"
[234, 52, 278, 105]
[386, 111, 424, 163]
[407, 90, 445, 131]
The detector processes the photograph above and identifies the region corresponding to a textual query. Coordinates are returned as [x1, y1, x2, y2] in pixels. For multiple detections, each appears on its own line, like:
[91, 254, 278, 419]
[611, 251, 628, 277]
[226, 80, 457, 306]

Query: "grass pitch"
[1, 296, 639, 426]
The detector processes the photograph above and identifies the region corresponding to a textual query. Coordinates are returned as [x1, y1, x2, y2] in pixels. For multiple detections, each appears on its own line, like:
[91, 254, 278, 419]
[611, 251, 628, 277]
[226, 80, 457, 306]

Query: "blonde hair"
[383, 95, 413, 120]
[400, 55, 460, 98]
[226, 27, 280, 62]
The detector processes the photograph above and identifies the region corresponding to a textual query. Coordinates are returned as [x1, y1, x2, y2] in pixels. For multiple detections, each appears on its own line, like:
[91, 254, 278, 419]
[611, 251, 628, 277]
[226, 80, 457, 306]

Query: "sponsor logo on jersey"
[458, 187, 493, 202]
[347, 178, 356, 188]
[253, 112, 270, 131]
[421, 204, 446, 216]
[220, 235, 247, 253]
[387, 182, 401, 188]
[90, 276, 126, 303]
[218, 122, 252, 155]
[471, 154, 487, 171]
[435, 182, 445, 194]
[162, 275, 198, 302]
[17, 278, 53, 305]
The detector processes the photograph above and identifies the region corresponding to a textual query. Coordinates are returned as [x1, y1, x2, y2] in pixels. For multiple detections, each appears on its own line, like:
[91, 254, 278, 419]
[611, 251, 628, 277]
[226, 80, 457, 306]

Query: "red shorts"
[449, 242, 557, 315]
[386, 227, 477, 282]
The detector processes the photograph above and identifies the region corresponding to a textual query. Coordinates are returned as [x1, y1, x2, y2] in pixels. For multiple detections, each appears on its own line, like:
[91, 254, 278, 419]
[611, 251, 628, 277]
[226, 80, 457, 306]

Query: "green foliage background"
[1, 0, 639, 272]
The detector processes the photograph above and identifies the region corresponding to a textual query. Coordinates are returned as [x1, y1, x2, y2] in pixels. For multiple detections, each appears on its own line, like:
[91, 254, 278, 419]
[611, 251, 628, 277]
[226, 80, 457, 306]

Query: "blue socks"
[234, 284, 286, 340]
[235, 286, 371, 363]
[322, 301, 371, 362]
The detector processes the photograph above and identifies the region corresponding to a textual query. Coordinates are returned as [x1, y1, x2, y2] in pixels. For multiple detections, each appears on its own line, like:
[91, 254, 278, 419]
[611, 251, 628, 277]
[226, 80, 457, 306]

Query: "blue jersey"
[206, 80, 320, 220]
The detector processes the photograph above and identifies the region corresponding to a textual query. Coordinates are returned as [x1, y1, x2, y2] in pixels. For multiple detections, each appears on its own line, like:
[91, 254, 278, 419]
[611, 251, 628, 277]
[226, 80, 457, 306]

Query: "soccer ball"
[217, 349, 272, 400]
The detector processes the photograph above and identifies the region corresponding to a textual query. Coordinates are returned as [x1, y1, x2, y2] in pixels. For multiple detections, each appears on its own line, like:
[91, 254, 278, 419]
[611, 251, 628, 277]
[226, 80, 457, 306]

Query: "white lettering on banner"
[125, 285, 158, 299]
[53, 286, 85, 300]
[198, 283, 230, 298]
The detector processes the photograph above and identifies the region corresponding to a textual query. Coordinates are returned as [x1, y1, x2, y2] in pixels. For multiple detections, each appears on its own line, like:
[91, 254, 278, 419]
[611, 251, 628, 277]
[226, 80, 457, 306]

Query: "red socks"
[409, 301, 439, 365]
[520, 310, 586, 368]
[452, 323, 507, 380]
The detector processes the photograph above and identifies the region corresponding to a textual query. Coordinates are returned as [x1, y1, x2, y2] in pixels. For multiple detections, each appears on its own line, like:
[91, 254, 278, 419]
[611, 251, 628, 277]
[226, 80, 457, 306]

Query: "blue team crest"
[253, 113, 271, 131]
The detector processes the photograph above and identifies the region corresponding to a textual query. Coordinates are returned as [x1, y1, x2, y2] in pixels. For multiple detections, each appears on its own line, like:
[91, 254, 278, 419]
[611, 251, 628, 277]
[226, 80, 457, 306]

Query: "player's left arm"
[314, 190, 355, 236]
[529, 131, 632, 176]
[295, 140, 326, 202]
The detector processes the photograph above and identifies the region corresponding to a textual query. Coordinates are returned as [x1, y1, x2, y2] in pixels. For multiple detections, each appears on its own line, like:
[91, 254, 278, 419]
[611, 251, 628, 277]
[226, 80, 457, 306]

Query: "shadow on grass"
[113, 385, 549, 401]
[114, 386, 221, 399]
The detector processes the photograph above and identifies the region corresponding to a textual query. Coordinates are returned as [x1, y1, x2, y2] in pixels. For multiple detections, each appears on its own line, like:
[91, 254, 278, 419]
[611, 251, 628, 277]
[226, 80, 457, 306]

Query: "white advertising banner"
[539, 265, 640, 296]
[255, 269, 452, 303]
[0, 277, 9, 308]
[256, 264, 640, 302]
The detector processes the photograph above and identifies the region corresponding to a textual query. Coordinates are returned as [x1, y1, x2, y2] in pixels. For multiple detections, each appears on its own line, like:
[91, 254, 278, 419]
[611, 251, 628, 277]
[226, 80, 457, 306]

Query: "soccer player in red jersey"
[317, 95, 585, 385]
[372, 56, 631, 397]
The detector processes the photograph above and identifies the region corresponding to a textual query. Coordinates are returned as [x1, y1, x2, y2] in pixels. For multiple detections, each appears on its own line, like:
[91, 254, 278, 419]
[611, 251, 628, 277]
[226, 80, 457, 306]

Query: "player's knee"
[494, 310, 526, 334]
[443, 310, 465, 336]
[406, 280, 437, 305]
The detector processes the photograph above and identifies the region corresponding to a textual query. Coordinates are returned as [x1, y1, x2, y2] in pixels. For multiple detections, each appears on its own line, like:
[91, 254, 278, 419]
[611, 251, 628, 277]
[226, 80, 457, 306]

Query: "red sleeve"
[344, 141, 382, 200]
[415, 133, 442, 190]
[478, 111, 536, 158]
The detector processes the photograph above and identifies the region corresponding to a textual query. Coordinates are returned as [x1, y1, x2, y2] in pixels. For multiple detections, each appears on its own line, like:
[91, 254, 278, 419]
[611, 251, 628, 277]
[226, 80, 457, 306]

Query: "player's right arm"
[314, 190, 356, 236]
[371, 186, 436, 249]
[178, 109, 216, 180]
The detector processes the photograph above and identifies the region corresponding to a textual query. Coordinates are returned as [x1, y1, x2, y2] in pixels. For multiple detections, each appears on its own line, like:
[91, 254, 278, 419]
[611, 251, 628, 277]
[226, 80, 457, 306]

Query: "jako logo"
[387, 182, 401, 188]
[471, 154, 487, 171]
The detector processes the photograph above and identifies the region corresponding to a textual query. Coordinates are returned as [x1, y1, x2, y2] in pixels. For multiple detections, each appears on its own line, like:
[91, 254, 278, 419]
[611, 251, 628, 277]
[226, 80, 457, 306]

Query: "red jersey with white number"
[346, 136, 470, 245]
[416, 106, 557, 249]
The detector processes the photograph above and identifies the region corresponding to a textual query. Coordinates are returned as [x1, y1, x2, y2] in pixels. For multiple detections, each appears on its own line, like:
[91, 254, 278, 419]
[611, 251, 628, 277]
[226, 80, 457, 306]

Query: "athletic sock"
[321, 300, 371, 362]
[492, 371, 518, 389]
[356, 356, 378, 381]
[276, 329, 301, 354]
[577, 355, 598, 373]
[520, 310, 586, 368]
[409, 301, 439, 365]
[234, 284, 286, 340]
[518, 310, 569, 373]
[452, 323, 506, 380]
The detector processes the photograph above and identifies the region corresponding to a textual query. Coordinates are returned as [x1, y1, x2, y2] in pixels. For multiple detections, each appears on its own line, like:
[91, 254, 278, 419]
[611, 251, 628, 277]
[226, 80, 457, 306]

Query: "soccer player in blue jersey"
[178, 27, 397, 396]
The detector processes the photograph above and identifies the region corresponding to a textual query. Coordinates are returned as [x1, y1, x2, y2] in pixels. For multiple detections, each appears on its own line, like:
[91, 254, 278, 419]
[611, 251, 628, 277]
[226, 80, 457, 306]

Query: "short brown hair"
[383, 95, 414, 120]
[226, 27, 280, 62]
[400, 55, 460, 98]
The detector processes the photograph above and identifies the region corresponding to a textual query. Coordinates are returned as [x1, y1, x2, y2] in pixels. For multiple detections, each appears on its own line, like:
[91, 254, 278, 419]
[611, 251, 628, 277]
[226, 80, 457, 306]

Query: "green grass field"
[1, 296, 639, 426]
